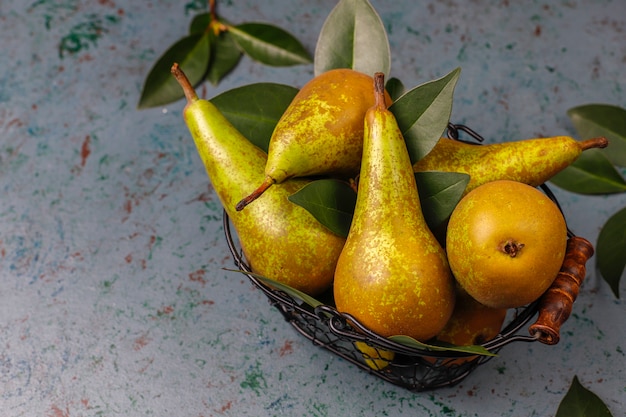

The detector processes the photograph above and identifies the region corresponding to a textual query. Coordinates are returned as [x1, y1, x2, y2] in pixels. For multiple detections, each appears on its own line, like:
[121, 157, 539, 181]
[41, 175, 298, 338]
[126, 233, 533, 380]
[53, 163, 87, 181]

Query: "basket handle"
[528, 236, 594, 345]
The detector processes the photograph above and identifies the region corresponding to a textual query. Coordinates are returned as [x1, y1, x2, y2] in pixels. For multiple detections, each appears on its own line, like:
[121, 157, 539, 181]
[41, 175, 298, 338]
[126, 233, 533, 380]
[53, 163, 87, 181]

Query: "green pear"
[413, 136, 608, 195]
[236, 68, 392, 211]
[333, 72, 455, 342]
[171, 63, 345, 296]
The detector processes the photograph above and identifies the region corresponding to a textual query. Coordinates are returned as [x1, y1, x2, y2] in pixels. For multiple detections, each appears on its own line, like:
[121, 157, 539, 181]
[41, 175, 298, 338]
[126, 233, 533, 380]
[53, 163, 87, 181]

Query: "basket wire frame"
[221, 123, 572, 392]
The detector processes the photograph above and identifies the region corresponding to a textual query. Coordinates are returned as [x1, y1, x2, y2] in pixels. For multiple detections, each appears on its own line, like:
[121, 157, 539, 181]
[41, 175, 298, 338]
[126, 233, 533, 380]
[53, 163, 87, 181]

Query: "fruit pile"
[171, 64, 605, 371]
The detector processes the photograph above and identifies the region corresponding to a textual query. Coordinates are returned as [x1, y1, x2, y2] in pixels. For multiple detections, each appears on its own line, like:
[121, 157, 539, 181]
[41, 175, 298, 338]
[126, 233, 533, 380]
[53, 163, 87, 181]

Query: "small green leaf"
[555, 376, 614, 417]
[314, 0, 391, 78]
[225, 269, 324, 308]
[189, 12, 210, 34]
[385, 77, 405, 102]
[568, 104, 626, 167]
[390, 68, 461, 164]
[206, 30, 242, 85]
[210, 83, 298, 152]
[288, 179, 356, 238]
[138, 32, 210, 109]
[596, 207, 626, 298]
[415, 171, 470, 229]
[549, 149, 626, 194]
[228, 23, 312, 66]
[388, 335, 496, 356]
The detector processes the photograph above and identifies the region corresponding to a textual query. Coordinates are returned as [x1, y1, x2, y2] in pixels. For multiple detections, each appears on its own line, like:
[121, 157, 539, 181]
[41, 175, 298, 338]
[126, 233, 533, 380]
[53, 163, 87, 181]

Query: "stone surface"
[1, 1, 625, 416]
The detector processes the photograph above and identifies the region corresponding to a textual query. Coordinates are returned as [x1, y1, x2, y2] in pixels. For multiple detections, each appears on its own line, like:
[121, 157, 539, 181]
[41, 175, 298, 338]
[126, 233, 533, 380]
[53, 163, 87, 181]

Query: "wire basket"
[221, 124, 595, 392]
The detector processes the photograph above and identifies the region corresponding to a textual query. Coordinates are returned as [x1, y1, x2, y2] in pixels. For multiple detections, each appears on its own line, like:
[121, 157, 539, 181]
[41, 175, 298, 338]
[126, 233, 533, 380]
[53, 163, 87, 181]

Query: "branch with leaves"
[137, 0, 312, 109]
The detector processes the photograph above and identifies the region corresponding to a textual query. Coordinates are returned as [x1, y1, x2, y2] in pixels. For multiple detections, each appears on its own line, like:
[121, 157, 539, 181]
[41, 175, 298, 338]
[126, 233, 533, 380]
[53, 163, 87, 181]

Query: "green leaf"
[549, 149, 626, 194]
[385, 77, 405, 102]
[224, 269, 324, 308]
[415, 171, 470, 230]
[228, 23, 312, 66]
[189, 12, 210, 34]
[568, 104, 626, 167]
[388, 335, 496, 356]
[288, 179, 357, 238]
[206, 30, 242, 85]
[596, 207, 626, 298]
[138, 32, 211, 109]
[210, 83, 298, 152]
[555, 376, 614, 417]
[390, 68, 461, 164]
[314, 0, 391, 78]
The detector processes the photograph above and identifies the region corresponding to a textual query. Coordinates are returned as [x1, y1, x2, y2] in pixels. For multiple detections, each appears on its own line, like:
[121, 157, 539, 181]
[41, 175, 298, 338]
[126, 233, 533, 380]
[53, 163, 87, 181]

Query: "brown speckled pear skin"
[333, 73, 455, 341]
[235, 69, 392, 211]
[413, 136, 608, 195]
[172, 64, 345, 296]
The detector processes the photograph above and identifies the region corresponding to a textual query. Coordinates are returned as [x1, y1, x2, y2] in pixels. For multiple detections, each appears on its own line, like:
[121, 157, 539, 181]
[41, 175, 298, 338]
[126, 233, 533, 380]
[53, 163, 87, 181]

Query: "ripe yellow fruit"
[446, 180, 568, 309]
[435, 287, 507, 347]
[354, 341, 395, 370]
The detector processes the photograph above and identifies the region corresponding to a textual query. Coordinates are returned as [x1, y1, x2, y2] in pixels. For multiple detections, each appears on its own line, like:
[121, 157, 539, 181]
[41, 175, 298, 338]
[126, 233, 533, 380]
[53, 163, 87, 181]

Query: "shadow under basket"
[222, 209, 594, 392]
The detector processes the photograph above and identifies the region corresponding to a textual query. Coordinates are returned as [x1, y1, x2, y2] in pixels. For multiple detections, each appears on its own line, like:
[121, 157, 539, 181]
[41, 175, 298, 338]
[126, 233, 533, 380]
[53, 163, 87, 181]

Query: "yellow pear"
[236, 68, 392, 210]
[333, 72, 455, 341]
[171, 63, 345, 296]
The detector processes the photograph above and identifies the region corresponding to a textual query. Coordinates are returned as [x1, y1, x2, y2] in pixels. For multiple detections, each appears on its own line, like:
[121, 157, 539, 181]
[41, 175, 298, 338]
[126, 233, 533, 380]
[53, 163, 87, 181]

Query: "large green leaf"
[568, 104, 626, 167]
[138, 32, 210, 109]
[549, 149, 626, 194]
[596, 207, 626, 299]
[288, 179, 357, 238]
[415, 171, 470, 230]
[390, 68, 461, 164]
[314, 0, 391, 78]
[210, 83, 298, 152]
[228, 23, 312, 66]
[555, 376, 614, 417]
[206, 30, 242, 85]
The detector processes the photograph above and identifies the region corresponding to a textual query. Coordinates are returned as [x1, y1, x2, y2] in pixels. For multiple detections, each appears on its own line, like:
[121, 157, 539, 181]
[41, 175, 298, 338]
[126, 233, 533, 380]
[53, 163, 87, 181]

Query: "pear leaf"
[189, 12, 210, 34]
[388, 335, 496, 356]
[596, 207, 626, 298]
[228, 23, 312, 66]
[568, 104, 626, 167]
[138, 32, 211, 109]
[288, 179, 357, 238]
[548, 149, 626, 194]
[385, 77, 405, 101]
[390, 67, 461, 164]
[210, 83, 298, 152]
[314, 0, 391, 78]
[224, 269, 324, 309]
[555, 376, 614, 417]
[415, 171, 470, 230]
[206, 30, 242, 85]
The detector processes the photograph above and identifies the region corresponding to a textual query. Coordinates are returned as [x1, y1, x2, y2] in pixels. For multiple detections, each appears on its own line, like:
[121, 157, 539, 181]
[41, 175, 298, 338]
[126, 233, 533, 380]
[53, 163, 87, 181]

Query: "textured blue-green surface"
[1, 1, 625, 416]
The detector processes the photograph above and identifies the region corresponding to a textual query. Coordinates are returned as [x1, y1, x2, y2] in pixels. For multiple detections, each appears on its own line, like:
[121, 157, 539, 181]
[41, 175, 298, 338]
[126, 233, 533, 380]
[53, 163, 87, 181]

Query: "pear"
[171, 63, 345, 296]
[236, 68, 392, 211]
[333, 72, 456, 341]
[413, 136, 608, 195]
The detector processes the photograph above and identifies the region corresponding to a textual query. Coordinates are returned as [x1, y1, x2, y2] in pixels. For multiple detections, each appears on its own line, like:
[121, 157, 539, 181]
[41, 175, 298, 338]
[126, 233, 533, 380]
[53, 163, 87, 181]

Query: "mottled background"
[1, 0, 625, 416]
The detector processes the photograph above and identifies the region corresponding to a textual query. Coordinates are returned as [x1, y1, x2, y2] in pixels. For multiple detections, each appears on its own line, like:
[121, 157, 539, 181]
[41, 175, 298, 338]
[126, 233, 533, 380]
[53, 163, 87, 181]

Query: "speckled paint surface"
[1, 1, 625, 416]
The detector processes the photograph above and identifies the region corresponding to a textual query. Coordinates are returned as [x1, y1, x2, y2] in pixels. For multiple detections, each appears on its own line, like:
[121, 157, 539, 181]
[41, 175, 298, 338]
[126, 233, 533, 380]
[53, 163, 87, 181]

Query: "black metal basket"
[221, 124, 592, 392]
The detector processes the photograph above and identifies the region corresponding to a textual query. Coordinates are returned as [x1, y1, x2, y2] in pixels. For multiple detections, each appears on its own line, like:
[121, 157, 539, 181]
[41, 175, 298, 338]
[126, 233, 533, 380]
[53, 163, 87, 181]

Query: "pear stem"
[171, 63, 199, 103]
[236, 177, 275, 211]
[373, 72, 386, 110]
[580, 136, 609, 151]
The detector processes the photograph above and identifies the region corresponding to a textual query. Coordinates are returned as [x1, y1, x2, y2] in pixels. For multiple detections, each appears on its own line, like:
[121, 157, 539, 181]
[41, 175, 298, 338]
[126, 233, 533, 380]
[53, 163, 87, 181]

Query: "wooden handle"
[528, 236, 594, 345]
